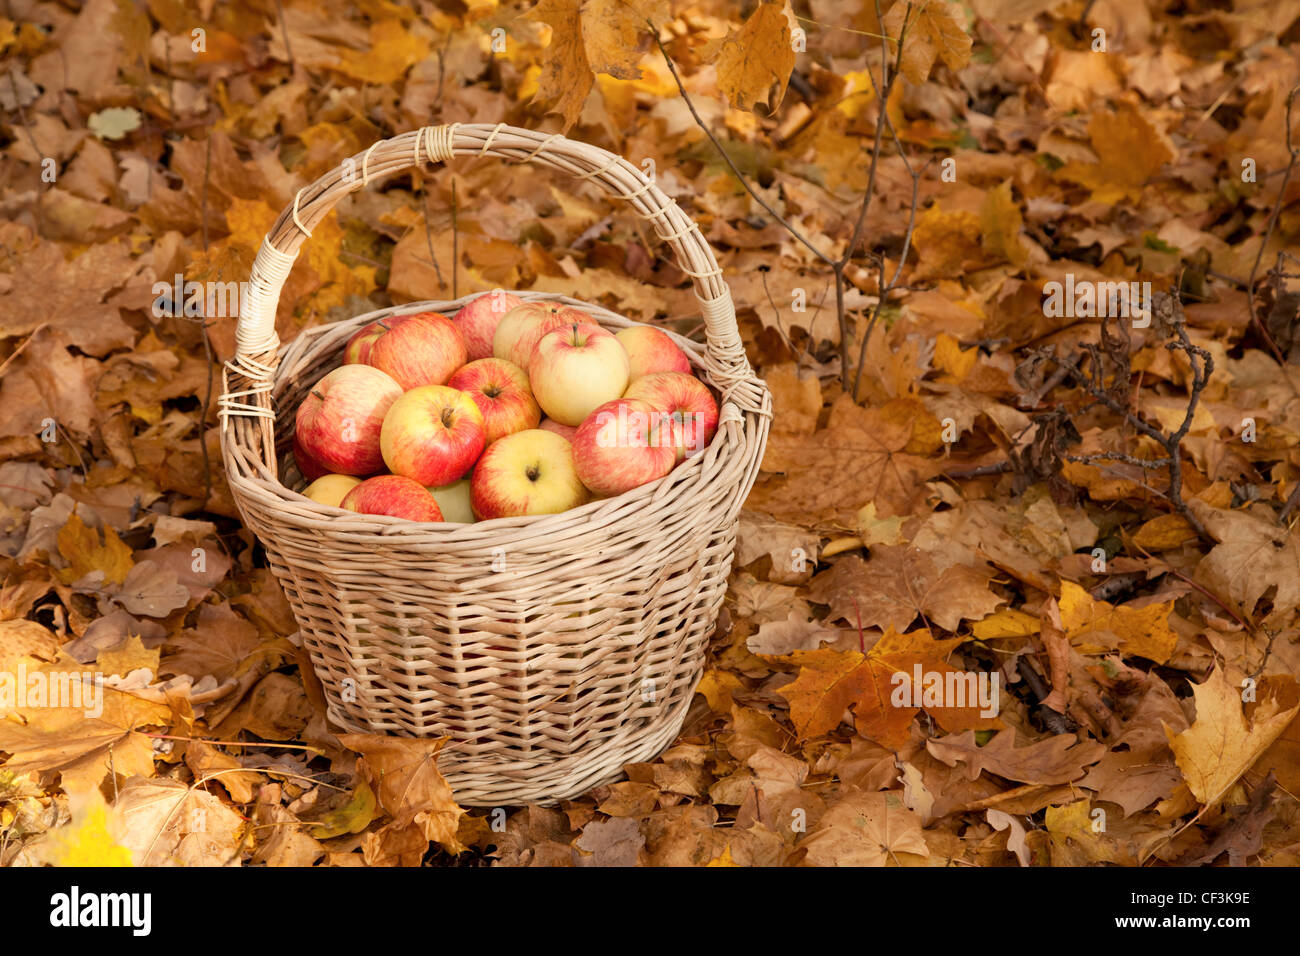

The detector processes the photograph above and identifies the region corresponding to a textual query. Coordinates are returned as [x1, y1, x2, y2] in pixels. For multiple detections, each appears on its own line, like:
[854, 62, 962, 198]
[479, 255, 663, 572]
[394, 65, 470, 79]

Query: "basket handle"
[222, 124, 757, 414]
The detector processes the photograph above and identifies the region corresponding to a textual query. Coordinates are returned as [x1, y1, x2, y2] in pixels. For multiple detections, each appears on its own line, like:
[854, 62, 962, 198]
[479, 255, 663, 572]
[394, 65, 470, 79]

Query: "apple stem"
[311, 389, 325, 402]
[377, 320, 390, 331]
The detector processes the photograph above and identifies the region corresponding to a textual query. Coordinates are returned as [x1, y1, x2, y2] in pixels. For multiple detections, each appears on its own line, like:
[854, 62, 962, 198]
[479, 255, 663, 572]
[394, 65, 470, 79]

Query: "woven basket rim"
[224, 291, 759, 541]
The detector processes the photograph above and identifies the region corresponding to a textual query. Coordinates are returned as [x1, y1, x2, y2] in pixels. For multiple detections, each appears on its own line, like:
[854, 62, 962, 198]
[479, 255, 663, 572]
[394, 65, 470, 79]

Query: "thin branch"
[652, 28, 833, 266]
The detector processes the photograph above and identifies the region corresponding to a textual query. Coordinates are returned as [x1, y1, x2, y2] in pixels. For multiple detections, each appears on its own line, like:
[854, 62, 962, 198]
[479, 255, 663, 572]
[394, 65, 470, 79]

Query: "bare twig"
[273, 0, 295, 74]
[653, 29, 832, 266]
[1043, 301, 1213, 540]
[654, 3, 927, 396]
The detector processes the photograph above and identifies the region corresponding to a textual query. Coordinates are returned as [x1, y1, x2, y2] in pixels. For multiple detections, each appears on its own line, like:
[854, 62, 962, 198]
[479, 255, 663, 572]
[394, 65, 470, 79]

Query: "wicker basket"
[218, 124, 771, 806]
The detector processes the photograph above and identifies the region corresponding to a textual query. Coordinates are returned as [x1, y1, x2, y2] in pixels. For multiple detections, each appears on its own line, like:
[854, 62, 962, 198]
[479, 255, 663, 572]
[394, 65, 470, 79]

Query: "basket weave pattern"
[219, 124, 771, 805]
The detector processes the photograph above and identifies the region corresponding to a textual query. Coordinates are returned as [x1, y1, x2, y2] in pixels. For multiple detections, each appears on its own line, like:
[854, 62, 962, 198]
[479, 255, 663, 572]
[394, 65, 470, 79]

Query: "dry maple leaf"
[109, 776, 245, 866]
[160, 603, 266, 682]
[882, 0, 972, 84]
[1179, 772, 1278, 867]
[0, 686, 172, 793]
[752, 395, 939, 524]
[1044, 799, 1136, 865]
[927, 729, 1105, 785]
[809, 547, 1003, 633]
[339, 733, 466, 855]
[1191, 500, 1300, 623]
[798, 789, 929, 866]
[574, 816, 646, 866]
[714, 1, 796, 113]
[581, 0, 665, 79]
[1166, 667, 1299, 810]
[525, 0, 663, 129]
[1057, 580, 1178, 664]
[776, 628, 992, 748]
[1055, 105, 1176, 204]
[1079, 675, 1188, 817]
[735, 510, 819, 585]
[0, 236, 137, 356]
[56, 511, 132, 587]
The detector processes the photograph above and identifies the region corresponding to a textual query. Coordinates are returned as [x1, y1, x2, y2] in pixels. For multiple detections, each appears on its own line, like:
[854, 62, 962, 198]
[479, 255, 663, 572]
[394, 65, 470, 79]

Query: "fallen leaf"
[927, 730, 1105, 785]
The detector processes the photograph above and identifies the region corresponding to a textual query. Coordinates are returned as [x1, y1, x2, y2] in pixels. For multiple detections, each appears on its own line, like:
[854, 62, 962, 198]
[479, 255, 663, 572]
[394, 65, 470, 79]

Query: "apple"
[538, 418, 578, 442]
[446, 358, 541, 444]
[344, 315, 413, 365]
[341, 475, 444, 522]
[427, 476, 475, 523]
[294, 365, 403, 476]
[380, 385, 486, 487]
[292, 431, 329, 481]
[452, 291, 522, 361]
[368, 312, 468, 389]
[624, 372, 720, 461]
[571, 398, 676, 497]
[302, 474, 362, 507]
[529, 323, 631, 426]
[492, 301, 592, 369]
[470, 429, 590, 519]
[616, 326, 693, 380]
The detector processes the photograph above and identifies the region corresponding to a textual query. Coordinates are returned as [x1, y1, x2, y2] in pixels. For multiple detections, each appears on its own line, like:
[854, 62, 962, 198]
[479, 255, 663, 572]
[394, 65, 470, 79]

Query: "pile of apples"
[292, 293, 720, 523]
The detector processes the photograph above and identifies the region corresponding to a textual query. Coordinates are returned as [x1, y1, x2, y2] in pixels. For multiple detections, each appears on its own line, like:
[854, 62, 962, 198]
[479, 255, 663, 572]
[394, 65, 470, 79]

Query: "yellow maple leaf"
[1056, 106, 1176, 204]
[581, 0, 665, 80]
[706, 844, 738, 866]
[911, 203, 982, 279]
[332, 20, 431, 85]
[96, 635, 161, 679]
[56, 512, 133, 586]
[970, 608, 1040, 641]
[715, 1, 796, 113]
[883, 0, 972, 84]
[43, 796, 134, 867]
[527, 0, 593, 129]
[1131, 513, 1197, 551]
[979, 180, 1027, 268]
[1167, 668, 1300, 809]
[1058, 580, 1177, 664]
[777, 629, 995, 749]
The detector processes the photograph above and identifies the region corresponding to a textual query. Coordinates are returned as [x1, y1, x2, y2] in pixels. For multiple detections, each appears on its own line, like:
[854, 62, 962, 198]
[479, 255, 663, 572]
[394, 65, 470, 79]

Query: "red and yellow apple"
[471, 429, 591, 519]
[452, 291, 522, 361]
[624, 372, 720, 461]
[380, 385, 486, 487]
[447, 358, 541, 444]
[529, 323, 630, 426]
[303, 474, 362, 507]
[341, 475, 444, 521]
[344, 315, 413, 365]
[427, 476, 475, 523]
[368, 312, 468, 389]
[538, 418, 578, 442]
[492, 301, 592, 369]
[571, 398, 676, 496]
[615, 326, 693, 380]
[292, 431, 329, 481]
[294, 365, 403, 476]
